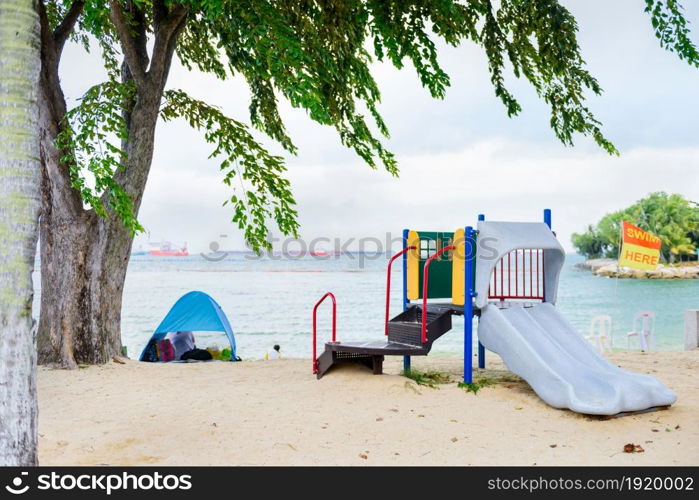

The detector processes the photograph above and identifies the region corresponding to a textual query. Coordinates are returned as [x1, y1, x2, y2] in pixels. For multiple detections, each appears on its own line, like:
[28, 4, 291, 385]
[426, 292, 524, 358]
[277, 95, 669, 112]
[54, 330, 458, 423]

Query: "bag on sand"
[143, 341, 159, 362]
[157, 339, 175, 361]
[181, 348, 213, 361]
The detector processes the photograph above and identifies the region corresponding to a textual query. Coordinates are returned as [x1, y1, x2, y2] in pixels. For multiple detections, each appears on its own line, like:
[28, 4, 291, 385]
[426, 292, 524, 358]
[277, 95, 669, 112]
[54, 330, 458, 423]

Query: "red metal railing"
[312, 292, 337, 374]
[421, 245, 455, 343]
[488, 249, 544, 301]
[385, 246, 416, 335]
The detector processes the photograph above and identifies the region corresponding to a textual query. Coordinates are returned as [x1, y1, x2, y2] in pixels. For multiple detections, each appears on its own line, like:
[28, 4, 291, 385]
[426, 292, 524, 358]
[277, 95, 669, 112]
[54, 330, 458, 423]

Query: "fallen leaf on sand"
[651, 429, 659, 432]
[675, 424, 680, 430]
[417, 414, 425, 418]
[549, 444, 557, 448]
[623, 443, 644, 453]
[112, 357, 125, 364]
[359, 453, 368, 460]
[451, 437, 458, 443]
[515, 407, 523, 410]
[376, 417, 383, 422]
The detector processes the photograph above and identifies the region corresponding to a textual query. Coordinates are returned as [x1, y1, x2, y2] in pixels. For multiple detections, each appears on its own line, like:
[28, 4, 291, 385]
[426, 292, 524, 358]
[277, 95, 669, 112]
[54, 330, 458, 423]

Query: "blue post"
[402, 229, 411, 374]
[543, 209, 552, 303]
[463, 226, 475, 384]
[476, 214, 485, 369]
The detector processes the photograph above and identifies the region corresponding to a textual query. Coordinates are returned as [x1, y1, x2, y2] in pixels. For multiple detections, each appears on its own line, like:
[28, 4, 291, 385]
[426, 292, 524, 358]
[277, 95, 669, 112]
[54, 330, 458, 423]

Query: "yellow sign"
[618, 221, 661, 270]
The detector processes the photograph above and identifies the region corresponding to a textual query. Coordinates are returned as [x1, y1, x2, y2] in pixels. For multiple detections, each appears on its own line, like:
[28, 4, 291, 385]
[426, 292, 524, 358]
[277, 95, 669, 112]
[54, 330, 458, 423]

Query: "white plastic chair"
[586, 315, 612, 352]
[627, 311, 657, 351]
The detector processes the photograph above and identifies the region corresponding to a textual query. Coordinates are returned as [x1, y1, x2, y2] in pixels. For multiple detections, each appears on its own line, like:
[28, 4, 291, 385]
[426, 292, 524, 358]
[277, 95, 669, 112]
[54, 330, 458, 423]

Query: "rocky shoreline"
[575, 258, 699, 279]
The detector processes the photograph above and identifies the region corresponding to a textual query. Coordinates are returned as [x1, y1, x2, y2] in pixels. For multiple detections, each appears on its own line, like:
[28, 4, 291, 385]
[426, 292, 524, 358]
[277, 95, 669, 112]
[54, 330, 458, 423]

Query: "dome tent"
[139, 291, 237, 361]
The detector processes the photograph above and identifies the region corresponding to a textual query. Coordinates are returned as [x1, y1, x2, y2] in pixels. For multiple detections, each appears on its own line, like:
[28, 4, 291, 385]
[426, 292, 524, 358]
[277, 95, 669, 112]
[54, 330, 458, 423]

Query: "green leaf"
[56, 78, 143, 234]
[160, 89, 299, 253]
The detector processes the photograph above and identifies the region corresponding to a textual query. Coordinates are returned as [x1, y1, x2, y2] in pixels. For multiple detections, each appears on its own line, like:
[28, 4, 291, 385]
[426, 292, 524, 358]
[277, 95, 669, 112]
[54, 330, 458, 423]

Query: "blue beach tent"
[139, 291, 237, 361]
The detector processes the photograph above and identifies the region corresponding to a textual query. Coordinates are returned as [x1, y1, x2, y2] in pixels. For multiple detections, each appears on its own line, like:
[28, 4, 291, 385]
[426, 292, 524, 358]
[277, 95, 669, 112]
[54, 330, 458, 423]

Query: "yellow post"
[451, 228, 465, 305]
[406, 230, 420, 300]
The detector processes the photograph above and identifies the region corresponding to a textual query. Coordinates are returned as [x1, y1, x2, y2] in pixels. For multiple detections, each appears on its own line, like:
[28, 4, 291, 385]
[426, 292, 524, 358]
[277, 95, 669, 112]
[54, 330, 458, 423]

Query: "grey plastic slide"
[478, 302, 676, 415]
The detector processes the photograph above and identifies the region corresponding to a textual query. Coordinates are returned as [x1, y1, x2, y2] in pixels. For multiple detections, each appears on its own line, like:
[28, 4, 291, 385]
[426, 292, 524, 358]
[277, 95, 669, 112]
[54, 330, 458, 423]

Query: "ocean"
[92, 252, 699, 361]
[32, 252, 697, 360]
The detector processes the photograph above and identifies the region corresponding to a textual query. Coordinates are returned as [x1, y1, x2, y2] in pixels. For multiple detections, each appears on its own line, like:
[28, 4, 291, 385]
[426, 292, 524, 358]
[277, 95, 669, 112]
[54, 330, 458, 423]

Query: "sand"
[38, 351, 699, 466]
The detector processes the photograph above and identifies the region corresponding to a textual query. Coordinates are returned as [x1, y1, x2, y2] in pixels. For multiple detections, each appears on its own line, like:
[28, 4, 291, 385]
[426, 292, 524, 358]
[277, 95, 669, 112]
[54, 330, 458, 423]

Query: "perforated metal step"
[387, 305, 452, 346]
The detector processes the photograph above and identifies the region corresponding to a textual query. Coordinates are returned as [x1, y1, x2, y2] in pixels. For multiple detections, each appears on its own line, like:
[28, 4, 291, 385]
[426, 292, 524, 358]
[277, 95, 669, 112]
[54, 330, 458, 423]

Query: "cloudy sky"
[59, 0, 699, 253]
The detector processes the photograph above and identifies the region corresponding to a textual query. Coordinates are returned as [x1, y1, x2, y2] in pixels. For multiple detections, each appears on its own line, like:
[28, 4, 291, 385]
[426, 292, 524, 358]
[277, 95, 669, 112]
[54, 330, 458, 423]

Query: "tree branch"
[128, 1, 150, 72]
[52, 0, 84, 54]
[152, 0, 168, 30]
[147, 4, 188, 87]
[109, 1, 147, 89]
[37, 0, 67, 118]
[156, 13, 188, 91]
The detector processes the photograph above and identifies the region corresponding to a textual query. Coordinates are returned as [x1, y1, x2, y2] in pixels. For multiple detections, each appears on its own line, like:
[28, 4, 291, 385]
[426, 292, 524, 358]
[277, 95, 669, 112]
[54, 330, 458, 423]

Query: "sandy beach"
[38, 351, 698, 466]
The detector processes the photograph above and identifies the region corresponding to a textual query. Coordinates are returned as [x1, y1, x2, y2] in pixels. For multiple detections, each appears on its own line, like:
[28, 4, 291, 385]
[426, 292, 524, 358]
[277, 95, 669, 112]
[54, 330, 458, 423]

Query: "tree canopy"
[572, 192, 699, 262]
[44, 0, 698, 251]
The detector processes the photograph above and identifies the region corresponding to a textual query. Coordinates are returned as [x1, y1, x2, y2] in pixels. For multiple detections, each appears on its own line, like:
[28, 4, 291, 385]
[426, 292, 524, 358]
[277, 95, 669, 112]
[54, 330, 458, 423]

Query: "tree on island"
[36, 1, 698, 366]
[572, 192, 699, 263]
[0, 0, 42, 466]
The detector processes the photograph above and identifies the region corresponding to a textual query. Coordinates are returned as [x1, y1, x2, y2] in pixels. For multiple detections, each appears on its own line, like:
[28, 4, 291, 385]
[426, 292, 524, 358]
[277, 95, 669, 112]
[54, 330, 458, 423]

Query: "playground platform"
[311, 210, 677, 415]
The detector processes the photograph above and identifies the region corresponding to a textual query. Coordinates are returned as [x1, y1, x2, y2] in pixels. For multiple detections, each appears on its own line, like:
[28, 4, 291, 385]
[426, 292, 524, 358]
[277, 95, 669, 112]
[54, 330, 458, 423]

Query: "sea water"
[34, 253, 698, 360]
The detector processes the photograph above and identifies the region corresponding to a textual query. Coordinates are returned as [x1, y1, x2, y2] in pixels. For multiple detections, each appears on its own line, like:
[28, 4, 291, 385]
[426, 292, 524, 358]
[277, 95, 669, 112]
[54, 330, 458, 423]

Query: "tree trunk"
[36, 1, 184, 366]
[37, 91, 160, 366]
[0, 0, 42, 466]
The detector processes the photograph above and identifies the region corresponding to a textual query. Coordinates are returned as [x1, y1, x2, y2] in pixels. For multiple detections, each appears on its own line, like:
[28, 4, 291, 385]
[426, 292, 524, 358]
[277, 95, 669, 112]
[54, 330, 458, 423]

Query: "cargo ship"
[148, 241, 189, 257]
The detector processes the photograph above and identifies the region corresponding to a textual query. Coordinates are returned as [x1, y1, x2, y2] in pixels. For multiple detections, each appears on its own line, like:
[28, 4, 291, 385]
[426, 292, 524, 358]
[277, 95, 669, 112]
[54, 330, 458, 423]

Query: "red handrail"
[421, 245, 455, 343]
[385, 246, 416, 335]
[312, 292, 337, 374]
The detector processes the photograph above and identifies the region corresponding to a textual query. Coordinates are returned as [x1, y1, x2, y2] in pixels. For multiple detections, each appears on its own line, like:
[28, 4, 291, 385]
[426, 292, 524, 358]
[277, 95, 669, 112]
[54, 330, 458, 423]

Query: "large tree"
[36, 0, 698, 367]
[0, 0, 42, 465]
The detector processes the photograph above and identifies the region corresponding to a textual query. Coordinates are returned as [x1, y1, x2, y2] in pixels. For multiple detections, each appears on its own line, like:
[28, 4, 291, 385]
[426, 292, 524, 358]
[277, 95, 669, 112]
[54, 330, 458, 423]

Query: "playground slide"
[478, 303, 676, 415]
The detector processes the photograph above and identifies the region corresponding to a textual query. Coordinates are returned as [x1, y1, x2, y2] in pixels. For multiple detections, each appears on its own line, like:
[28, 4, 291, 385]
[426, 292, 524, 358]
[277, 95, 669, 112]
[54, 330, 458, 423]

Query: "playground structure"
[311, 210, 676, 415]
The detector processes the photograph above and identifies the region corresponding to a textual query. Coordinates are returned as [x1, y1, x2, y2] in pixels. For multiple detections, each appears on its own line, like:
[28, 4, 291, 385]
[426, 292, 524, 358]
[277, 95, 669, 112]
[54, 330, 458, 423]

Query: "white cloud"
[137, 138, 699, 253]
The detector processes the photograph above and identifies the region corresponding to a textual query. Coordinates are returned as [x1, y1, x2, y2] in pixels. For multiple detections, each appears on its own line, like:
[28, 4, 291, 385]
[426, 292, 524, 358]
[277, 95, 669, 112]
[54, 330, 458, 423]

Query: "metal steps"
[387, 305, 452, 347]
[316, 304, 457, 379]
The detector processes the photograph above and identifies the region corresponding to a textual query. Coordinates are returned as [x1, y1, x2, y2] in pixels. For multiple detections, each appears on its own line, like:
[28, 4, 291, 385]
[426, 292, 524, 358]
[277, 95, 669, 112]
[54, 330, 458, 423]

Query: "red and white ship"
[148, 241, 189, 257]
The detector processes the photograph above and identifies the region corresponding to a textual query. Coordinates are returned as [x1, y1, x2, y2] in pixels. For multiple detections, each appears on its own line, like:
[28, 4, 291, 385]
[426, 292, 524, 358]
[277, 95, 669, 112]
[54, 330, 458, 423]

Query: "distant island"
[575, 258, 699, 279]
[571, 192, 698, 279]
